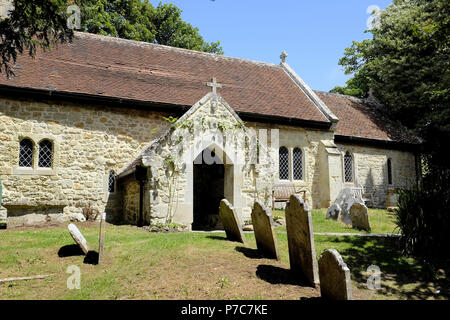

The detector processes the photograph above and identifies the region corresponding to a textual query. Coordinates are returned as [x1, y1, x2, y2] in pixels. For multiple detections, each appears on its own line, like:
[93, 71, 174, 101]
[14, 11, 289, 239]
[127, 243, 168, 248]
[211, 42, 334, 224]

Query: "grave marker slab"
[318, 249, 352, 300]
[251, 200, 280, 260]
[219, 199, 246, 244]
[349, 201, 371, 232]
[285, 194, 319, 287]
[68, 223, 89, 255]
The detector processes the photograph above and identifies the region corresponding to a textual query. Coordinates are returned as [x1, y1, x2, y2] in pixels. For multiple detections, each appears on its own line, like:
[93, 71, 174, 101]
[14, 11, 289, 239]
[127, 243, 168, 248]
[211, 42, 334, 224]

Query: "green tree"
[0, 0, 223, 77]
[332, 0, 450, 168]
[0, 0, 75, 77]
[80, 0, 223, 54]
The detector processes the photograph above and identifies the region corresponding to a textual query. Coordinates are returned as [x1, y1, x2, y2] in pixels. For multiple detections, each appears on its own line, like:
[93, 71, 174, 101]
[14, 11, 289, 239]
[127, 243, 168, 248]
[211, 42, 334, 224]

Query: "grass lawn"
[273, 208, 400, 234]
[0, 212, 448, 300]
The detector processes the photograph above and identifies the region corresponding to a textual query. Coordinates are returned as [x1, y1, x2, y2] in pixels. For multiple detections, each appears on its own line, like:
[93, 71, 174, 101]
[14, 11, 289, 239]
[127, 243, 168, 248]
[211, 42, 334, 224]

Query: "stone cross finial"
[280, 50, 288, 63]
[206, 77, 222, 95]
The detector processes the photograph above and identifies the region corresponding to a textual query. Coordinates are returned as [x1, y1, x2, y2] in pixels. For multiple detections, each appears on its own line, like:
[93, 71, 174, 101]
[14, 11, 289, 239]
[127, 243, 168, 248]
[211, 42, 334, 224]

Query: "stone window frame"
[13, 135, 59, 175]
[342, 150, 355, 184]
[292, 147, 305, 182]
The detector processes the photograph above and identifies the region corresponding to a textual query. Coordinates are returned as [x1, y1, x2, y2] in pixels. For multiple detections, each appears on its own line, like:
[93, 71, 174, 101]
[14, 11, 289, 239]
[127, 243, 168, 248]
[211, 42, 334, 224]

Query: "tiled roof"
[315, 91, 421, 144]
[0, 32, 329, 124]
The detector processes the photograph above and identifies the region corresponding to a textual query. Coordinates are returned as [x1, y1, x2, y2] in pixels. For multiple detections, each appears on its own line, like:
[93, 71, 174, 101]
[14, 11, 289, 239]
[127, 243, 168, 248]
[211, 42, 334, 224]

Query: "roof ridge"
[74, 32, 281, 69]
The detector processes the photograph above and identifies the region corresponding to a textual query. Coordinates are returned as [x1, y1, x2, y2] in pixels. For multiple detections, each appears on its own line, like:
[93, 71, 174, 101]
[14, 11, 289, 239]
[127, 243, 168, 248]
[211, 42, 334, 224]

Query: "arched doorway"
[193, 148, 225, 230]
[192, 147, 234, 230]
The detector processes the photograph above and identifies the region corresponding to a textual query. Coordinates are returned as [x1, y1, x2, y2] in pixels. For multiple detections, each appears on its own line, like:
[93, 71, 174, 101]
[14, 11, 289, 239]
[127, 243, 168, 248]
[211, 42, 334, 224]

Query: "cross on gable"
[206, 77, 222, 95]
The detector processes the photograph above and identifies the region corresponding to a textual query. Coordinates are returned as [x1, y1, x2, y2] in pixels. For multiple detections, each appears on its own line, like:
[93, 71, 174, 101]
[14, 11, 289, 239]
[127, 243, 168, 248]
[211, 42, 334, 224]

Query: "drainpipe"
[134, 166, 147, 227]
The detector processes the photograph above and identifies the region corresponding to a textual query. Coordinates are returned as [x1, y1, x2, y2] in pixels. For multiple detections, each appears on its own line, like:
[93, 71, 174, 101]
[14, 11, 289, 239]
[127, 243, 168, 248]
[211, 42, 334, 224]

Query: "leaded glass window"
[344, 151, 353, 182]
[38, 140, 53, 168]
[19, 139, 33, 167]
[279, 147, 289, 180]
[293, 147, 303, 180]
[108, 171, 115, 193]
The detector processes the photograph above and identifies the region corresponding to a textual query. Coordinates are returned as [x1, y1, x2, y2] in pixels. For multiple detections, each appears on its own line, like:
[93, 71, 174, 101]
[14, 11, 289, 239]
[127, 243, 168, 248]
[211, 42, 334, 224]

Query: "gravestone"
[318, 249, 352, 300]
[218, 199, 246, 244]
[68, 223, 89, 255]
[251, 200, 280, 260]
[349, 201, 370, 231]
[0, 178, 6, 229]
[326, 203, 341, 220]
[285, 194, 319, 287]
[98, 212, 106, 265]
[327, 187, 366, 226]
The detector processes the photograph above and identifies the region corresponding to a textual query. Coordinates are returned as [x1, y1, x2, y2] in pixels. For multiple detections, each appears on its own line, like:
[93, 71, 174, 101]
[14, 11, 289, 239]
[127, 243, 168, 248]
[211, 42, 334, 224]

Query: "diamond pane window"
[279, 147, 289, 180]
[38, 140, 53, 168]
[293, 147, 303, 180]
[108, 171, 115, 193]
[19, 139, 33, 167]
[344, 151, 353, 183]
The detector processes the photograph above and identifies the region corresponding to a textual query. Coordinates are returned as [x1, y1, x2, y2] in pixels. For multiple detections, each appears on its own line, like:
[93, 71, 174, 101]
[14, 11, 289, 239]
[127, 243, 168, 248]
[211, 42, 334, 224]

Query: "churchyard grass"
[0, 219, 447, 300]
[274, 208, 399, 234]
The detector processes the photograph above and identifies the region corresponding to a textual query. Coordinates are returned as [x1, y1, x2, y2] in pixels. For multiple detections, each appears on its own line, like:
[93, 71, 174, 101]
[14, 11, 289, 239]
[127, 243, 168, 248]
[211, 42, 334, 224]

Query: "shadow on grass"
[205, 235, 229, 241]
[256, 265, 311, 287]
[58, 245, 99, 265]
[326, 236, 450, 300]
[58, 244, 84, 257]
[84, 251, 99, 265]
[235, 246, 265, 259]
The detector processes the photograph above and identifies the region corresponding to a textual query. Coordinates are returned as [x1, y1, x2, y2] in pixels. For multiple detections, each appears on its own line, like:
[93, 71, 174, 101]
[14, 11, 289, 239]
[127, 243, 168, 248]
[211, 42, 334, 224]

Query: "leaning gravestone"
[68, 223, 89, 255]
[318, 249, 352, 300]
[349, 201, 370, 231]
[285, 194, 319, 287]
[219, 199, 246, 244]
[326, 203, 341, 221]
[251, 200, 280, 260]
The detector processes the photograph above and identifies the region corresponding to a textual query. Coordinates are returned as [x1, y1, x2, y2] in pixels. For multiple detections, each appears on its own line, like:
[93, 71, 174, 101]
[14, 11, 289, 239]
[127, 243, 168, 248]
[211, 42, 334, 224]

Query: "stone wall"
[0, 96, 170, 224]
[335, 143, 416, 208]
[245, 121, 335, 209]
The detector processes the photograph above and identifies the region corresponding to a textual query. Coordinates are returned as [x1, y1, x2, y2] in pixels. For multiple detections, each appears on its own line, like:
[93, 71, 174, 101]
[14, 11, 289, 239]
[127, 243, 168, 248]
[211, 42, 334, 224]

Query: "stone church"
[0, 32, 421, 229]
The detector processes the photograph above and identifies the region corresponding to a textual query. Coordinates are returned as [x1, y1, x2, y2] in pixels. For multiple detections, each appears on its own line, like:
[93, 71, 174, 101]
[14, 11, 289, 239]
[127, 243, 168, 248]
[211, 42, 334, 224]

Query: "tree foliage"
[80, 0, 223, 54]
[0, 0, 74, 77]
[332, 0, 450, 168]
[0, 0, 223, 77]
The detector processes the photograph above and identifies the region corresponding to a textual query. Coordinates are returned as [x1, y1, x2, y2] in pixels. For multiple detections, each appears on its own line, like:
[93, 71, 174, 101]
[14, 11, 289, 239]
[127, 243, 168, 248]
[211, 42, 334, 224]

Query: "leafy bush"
[395, 168, 450, 264]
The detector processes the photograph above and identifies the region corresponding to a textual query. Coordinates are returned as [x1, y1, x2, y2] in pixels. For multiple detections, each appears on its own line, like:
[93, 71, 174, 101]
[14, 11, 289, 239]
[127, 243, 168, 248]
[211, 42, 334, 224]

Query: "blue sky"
[154, 0, 392, 92]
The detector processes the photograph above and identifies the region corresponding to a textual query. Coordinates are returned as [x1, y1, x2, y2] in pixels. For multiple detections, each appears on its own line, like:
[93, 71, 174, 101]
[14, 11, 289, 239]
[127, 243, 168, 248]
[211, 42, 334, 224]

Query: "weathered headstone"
[218, 199, 246, 244]
[318, 249, 352, 300]
[251, 200, 280, 260]
[328, 187, 366, 226]
[349, 201, 371, 231]
[98, 212, 106, 265]
[68, 223, 89, 255]
[285, 194, 319, 287]
[326, 203, 341, 220]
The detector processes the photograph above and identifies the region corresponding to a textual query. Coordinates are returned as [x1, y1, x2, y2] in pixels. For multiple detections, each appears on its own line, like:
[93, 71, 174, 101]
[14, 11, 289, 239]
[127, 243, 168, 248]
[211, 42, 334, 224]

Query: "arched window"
[38, 140, 53, 168]
[387, 158, 393, 185]
[279, 147, 289, 180]
[108, 170, 115, 193]
[344, 151, 353, 183]
[293, 147, 303, 180]
[19, 139, 33, 167]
